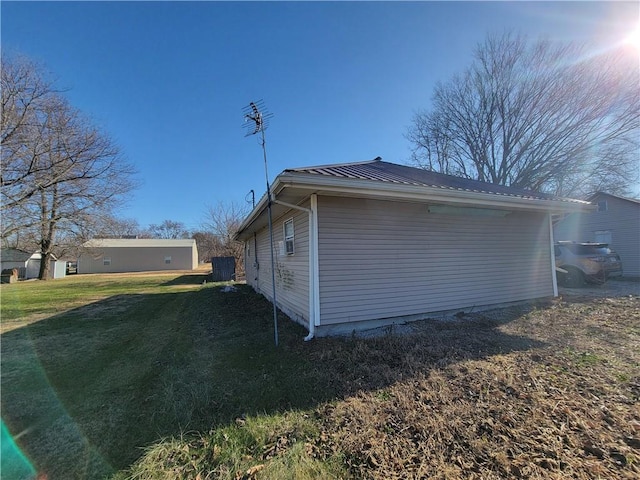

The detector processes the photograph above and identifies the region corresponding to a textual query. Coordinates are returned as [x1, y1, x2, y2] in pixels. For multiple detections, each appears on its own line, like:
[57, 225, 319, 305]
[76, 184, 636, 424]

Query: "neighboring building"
[78, 239, 198, 274]
[554, 192, 640, 277]
[0, 249, 66, 279]
[235, 158, 591, 338]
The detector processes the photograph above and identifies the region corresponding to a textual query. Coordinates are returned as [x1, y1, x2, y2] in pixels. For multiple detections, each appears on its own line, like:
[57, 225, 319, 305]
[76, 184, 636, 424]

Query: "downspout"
[271, 194, 319, 341]
[549, 213, 558, 297]
[253, 232, 258, 288]
[310, 194, 320, 337]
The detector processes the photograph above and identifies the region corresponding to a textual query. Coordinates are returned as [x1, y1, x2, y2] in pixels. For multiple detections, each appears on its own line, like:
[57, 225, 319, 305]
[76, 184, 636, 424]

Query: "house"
[0, 249, 66, 279]
[554, 192, 640, 277]
[235, 158, 591, 338]
[78, 238, 198, 274]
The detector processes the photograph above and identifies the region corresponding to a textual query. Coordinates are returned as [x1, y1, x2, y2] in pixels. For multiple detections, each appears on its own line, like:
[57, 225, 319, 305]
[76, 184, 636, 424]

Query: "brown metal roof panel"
[286, 159, 586, 204]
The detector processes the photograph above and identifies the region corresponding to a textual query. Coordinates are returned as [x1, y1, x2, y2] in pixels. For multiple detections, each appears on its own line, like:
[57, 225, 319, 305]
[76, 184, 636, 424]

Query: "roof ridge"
[589, 191, 640, 204]
[285, 157, 382, 172]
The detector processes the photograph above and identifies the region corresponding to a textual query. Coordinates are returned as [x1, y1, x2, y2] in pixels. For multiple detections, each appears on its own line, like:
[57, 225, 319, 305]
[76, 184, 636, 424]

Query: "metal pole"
[243, 100, 277, 347]
[261, 126, 279, 347]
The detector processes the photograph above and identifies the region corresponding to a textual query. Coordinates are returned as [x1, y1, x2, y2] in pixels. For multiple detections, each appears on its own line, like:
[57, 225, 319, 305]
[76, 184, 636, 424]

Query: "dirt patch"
[559, 278, 640, 299]
[312, 296, 640, 479]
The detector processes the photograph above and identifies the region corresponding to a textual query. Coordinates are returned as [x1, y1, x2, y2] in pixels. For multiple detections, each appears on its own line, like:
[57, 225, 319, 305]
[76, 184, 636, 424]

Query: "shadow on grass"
[1, 283, 546, 480]
[161, 274, 211, 286]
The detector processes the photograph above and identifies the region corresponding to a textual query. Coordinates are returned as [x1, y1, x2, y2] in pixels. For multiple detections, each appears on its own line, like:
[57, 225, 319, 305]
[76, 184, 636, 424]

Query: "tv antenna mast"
[243, 100, 279, 347]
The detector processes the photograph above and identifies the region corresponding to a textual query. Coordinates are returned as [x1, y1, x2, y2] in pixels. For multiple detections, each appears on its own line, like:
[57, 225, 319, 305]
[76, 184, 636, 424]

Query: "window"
[165, 256, 171, 264]
[597, 200, 608, 212]
[594, 230, 612, 244]
[103, 257, 111, 266]
[283, 218, 294, 255]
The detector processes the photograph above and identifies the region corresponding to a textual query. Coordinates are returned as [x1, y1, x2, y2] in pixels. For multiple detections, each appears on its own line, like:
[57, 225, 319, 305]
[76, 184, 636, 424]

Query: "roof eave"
[279, 171, 592, 211]
[588, 191, 640, 205]
[233, 178, 287, 241]
[234, 172, 593, 241]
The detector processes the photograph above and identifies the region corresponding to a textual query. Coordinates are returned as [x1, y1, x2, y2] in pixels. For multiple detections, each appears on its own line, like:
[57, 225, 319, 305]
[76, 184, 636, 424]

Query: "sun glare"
[625, 25, 640, 50]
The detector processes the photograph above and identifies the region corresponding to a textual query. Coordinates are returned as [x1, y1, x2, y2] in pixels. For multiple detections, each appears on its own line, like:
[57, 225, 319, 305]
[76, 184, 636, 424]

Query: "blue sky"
[2, 1, 638, 231]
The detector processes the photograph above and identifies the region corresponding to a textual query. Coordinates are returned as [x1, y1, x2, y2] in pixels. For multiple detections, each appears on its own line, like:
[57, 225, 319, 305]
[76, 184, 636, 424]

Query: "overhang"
[234, 169, 593, 242]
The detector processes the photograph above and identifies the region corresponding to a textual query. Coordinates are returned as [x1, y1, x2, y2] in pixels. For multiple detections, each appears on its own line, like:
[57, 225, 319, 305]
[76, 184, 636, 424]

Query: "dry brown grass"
[13, 273, 634, 479]
[306, 296, 640, 479]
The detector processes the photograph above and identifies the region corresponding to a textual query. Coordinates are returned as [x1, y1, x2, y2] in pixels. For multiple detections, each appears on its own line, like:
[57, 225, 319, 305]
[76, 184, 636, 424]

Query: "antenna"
[242, 100, 274, 136]
[243, 100, 279, 347]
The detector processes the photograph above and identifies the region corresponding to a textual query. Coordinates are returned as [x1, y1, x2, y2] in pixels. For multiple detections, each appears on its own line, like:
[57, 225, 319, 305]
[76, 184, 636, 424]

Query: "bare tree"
[407, 32, 640, 197]
[191, 231, 219, 263]
[1, 55, 55, 199]
[148, 220, 190, 239]
[93, 215, 144, 238]
[1, 54, 137, 279]
[201, 201, 249, 276]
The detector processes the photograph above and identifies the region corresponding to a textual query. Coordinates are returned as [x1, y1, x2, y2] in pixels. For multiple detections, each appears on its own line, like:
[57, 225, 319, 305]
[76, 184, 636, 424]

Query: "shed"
[78, 239, 198, 274]
[235, 158, 592, 338]
[554, 192, 640, 277]
[0, 249, 65, 279]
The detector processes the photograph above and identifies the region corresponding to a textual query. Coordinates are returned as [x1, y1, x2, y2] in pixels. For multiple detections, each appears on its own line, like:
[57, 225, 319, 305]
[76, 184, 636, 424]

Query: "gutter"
[235, 172, 592, 241]
[271, 193, 320, 341]
[234, 180, 287, 241]
[277, 172, 594, 214]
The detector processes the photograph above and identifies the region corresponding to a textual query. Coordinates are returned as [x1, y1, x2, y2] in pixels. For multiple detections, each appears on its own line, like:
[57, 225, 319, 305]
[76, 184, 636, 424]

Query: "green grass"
[0, 274, 347, 479]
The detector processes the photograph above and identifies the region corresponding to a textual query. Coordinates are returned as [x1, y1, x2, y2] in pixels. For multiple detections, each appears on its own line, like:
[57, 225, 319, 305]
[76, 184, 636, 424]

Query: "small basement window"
[594, 230, 612, 244]
[165, 256, 171, 264]
[103, 257, 111, 266]
[283, 218, 294, 255]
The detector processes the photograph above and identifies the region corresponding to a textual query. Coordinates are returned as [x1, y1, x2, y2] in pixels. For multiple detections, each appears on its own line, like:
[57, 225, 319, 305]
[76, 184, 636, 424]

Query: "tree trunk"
[38, 249, 51, 280]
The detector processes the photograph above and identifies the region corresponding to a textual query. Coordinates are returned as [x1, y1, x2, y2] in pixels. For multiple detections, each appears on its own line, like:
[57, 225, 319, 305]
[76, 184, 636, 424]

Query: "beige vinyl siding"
[245, 235, 259, 288]
[251, 205, 310, 324]
[317, 196, 553, 325]
[554, 195, 640, 276]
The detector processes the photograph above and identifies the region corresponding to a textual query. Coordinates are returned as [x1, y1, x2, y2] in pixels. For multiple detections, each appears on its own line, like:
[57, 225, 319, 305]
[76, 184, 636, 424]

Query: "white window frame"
[164, 256, 172, 264]
[103, 257, 111, 266]
[283, 218, 295, 255]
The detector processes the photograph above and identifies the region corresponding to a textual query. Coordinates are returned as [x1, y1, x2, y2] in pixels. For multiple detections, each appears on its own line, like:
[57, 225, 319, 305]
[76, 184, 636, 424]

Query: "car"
[66, 261, 78, 275]
[554, 241, 623, 287]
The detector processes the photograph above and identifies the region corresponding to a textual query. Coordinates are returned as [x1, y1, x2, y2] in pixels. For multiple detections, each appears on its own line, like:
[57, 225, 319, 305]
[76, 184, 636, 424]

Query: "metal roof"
[235, 158, 592, 241]
[589, 192, 640, 205]
[1, 248, 35, 262]
[285, 158, 583, 204]
[83, 239, 196, 248]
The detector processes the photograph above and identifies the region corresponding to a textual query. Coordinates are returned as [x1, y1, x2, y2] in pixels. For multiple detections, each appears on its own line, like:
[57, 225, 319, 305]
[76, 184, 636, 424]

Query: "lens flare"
[625, 25, 640, 49]
[1, 420, 36, 479]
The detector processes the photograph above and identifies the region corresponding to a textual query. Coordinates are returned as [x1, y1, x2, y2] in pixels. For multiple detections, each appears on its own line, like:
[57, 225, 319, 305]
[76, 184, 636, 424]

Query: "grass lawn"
[1, 273, 639, 479]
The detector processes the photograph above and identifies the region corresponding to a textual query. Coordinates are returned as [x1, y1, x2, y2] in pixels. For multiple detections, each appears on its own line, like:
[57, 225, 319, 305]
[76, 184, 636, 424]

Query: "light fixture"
[427, 205, 511, 217]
